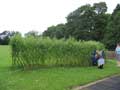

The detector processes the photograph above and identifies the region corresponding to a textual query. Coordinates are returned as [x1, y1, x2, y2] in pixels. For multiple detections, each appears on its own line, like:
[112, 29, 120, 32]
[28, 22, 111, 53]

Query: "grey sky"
[0, 0, 120, 35]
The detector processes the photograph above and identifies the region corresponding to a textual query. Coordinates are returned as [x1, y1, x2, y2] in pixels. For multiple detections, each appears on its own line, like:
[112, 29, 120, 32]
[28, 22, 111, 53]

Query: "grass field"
[0, 45, 120, 90]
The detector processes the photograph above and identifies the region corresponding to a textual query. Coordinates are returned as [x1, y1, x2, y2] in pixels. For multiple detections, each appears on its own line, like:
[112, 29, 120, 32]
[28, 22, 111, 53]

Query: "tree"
[43, 25, 56, 38]
[65, 2, 108, 41]
[66, 4, 96, 40]
[112, 4, 120, 16]
[0, 31, 20, 45]
[92, 2, 108, 41]
[103, 4, 120, 50]
[25, 31, 39, 37]
[93, 2, 107, 14]
[43, 24, 65, 39]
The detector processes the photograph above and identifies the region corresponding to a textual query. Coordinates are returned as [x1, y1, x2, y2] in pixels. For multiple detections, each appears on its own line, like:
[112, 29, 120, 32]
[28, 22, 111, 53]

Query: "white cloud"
[0, 0, 120, 35]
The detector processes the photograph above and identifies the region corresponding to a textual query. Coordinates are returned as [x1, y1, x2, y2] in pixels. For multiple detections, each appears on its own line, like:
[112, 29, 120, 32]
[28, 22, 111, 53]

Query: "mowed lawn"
[0, 45, 120, 90]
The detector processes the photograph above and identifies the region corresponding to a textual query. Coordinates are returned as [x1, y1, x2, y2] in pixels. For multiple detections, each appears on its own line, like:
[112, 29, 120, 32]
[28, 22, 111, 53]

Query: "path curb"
[72, 74, 120, 90]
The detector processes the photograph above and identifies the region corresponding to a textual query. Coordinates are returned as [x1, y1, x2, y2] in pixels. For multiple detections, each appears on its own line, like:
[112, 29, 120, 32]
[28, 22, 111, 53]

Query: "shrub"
[10, 35, 105, 69]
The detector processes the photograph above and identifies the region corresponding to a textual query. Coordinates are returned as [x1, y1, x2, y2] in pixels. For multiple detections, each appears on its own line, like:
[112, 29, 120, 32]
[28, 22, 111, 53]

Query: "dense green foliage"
[65, 4, 95, 40]
[43, 2, 120, 50]
[10, 35, 105, 69]
[66, 2, 108, 41]
[43, 24, 65, 39]
[0, 45, 120, 90]
[25, 31, 39, 37]
[103, 4, 120, 50]
[0, 31, 21, 45]
[43, 2, 108, 41]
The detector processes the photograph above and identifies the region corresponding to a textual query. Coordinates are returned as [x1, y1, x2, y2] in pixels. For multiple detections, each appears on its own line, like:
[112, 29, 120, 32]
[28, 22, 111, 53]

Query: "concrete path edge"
[72, 74, 120, 90]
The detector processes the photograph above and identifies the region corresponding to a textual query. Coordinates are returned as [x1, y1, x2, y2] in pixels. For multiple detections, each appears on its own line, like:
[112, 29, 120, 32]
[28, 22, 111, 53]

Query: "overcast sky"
[0, 0, 120, 35]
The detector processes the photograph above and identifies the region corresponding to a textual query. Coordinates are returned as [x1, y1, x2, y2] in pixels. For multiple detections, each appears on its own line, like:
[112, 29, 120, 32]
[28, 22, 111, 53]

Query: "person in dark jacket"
[91, 50, 98, 66]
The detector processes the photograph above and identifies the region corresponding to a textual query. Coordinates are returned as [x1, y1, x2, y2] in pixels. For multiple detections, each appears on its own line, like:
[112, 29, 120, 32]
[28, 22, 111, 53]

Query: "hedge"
[10, 35, 105, 69]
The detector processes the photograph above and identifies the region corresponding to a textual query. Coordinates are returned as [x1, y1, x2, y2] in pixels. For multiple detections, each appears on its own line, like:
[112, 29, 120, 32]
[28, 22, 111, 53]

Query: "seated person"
[91, 50, 105, 67]
[97, 55, 105, 69]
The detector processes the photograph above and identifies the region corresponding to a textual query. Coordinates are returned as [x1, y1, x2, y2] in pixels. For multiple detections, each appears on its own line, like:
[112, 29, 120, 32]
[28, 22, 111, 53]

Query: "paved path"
[74, 75, 120, 90]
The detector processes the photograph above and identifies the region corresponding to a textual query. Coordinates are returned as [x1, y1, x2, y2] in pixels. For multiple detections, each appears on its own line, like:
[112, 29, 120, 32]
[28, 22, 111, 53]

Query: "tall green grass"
[10, 35, 105, 69]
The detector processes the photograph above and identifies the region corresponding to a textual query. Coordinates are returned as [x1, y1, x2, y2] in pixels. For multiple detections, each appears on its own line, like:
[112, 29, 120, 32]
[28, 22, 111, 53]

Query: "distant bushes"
[10, 35, 105, 69]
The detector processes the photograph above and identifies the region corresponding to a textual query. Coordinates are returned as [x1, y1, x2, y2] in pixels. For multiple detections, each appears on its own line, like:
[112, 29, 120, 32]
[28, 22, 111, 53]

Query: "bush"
[10, 35, 105, 69]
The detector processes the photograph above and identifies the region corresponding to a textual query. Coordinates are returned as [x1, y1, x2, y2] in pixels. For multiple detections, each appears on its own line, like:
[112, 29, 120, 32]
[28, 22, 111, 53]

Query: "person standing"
[91, 50, 98, 66]
[115, 43, 120, 67]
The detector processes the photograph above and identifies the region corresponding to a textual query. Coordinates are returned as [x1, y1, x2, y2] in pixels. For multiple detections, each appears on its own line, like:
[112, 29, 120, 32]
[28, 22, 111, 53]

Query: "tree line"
[43, 2, 120, 50]
[0, 2, 120, 50]
[0, 31, 40, 45]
